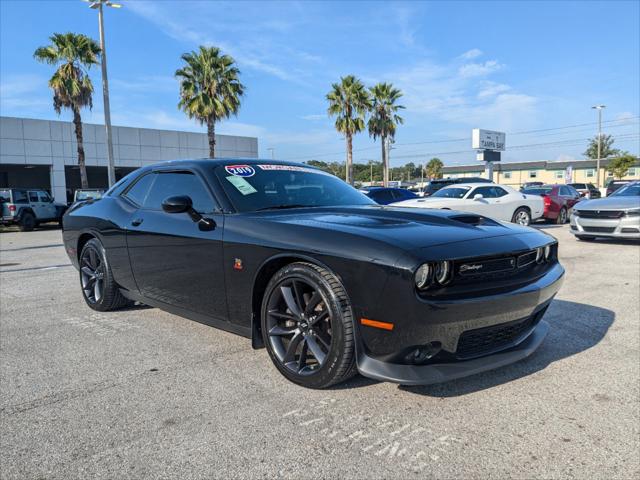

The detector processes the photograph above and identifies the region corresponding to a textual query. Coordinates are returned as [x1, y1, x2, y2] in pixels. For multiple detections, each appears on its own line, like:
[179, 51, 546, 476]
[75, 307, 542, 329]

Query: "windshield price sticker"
[257, 164, 332, 176]
[225, 165, 256, 177]
[226, 175, 257, 196]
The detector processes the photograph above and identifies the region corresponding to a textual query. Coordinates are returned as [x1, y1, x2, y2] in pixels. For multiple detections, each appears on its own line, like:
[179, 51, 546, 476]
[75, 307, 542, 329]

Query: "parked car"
[568, 183, 601, 199]
[422, 177, 493, 197]
[0, 188, 67, 231]
[362, 187, 418, 205]
[72, 189, 105, 204]
[520, 181, 544, 191]
[393, 183, 544, 226]
[570, 181, 640, 240]
[62, 159, 563, 389]
[521, 184, 582, 224]
[606, 180, 632, 197]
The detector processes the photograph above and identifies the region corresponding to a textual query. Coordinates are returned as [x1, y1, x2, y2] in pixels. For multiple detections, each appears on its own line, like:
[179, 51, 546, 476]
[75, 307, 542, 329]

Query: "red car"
[521, 184, 582, 223]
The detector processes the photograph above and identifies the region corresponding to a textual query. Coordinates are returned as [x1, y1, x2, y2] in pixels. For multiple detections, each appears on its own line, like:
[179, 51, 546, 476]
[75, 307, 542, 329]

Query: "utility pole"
[267, 147, 275, 159]
[87, 0, 121, 188]
[592, 104, 606, 188]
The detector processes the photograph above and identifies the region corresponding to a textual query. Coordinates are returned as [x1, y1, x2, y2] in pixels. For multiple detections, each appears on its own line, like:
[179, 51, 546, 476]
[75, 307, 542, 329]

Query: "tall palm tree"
[34, 33, 100, 189]
[176, 46, 245, 158]
[327, 75, 371, 185]
[368, 83, 405, 187]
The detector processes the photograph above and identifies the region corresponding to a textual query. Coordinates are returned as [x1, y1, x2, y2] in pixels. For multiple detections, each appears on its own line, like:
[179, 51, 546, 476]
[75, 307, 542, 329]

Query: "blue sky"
[1, 0, 638, 166]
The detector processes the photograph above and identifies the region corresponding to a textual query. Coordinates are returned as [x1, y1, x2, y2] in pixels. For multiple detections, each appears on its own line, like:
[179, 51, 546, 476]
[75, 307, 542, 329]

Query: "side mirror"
[162, 195, 193, 214]
[473, 194, 484, 200]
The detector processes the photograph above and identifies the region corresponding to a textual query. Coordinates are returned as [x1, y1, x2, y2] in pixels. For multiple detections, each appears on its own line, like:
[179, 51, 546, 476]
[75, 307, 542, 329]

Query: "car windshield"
[76, 190, 103, 201]
[611, 183, 640, 197]
[431, 186, 471, 199]
[214, 163, 375, 212]
[523, 187, 553, 195]
[570, 184, 585, 189]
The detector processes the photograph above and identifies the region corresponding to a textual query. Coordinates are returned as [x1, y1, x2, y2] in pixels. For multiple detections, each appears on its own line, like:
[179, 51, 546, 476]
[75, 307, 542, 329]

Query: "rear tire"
[556, 207, 568, 224]
[18, 212, 35, 232]
[261, 262, 356, 389]
[79, 238, 133, 311]
[512, 207, 531, 226]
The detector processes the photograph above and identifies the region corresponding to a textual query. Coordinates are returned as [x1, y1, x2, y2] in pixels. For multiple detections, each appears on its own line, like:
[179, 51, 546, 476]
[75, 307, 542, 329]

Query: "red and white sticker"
[257, 164, 331, 175]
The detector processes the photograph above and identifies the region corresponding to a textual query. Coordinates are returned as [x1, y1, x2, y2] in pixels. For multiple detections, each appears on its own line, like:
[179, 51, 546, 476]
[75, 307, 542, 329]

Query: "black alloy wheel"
[79, 238, 132, 311]
[261, 263, 356, 389]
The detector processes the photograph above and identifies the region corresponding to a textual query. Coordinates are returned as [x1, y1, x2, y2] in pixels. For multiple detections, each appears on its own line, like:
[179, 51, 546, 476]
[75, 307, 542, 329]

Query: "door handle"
[131, 218, 144, 226]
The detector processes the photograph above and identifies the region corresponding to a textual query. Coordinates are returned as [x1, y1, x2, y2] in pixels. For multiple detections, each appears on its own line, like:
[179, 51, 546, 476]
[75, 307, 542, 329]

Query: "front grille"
[576, 210, 624, 219]
[455, 311, 544, 360]
[453, 247, 550, 283]
[583, 226, 616, 233]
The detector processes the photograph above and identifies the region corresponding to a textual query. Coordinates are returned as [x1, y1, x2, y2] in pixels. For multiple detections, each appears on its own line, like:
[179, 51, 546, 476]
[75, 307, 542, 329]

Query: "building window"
[554, 171, 563, 179]
[629, 168, 637, 176]
[586, 169, 595, 178]
[503, 172, 512, 179]
[529, 171, 538, 178]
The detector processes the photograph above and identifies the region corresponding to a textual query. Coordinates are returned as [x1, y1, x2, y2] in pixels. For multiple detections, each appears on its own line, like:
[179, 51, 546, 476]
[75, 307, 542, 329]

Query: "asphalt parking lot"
[0, 224, 638, 479]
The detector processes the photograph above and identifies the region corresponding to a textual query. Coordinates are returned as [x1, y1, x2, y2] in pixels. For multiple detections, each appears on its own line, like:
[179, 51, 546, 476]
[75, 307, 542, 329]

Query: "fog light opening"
[405, 342, 442, 365]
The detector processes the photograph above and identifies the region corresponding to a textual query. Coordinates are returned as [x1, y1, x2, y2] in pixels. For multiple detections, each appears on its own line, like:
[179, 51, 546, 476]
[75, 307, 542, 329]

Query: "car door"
[124, 169, 228, 321]
[461, 186, 502, 218]
[37, 191, 57, 219]
[27, 191, 47, 219]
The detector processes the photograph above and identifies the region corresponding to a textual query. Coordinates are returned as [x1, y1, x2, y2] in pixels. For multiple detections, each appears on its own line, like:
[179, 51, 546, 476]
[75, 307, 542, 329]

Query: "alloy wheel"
[265, 278, 333, 376]
[80, 246, 104, 304]
[515, 210, 530, 226]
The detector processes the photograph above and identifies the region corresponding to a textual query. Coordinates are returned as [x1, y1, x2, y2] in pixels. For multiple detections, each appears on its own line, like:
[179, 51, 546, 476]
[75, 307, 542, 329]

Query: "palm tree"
[176, 46, 245, 158]
[368, 83, 404, 187]
[34, 33, 100, 189]
[327, 76, 371, 185]
[426, 157, 444, 179]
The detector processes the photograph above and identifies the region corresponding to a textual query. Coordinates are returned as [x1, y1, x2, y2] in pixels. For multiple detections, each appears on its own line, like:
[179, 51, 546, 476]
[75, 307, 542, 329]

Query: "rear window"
[0, 190, 10, 202]
[523, 187, 553, 195]
[12, 190, 28, 204]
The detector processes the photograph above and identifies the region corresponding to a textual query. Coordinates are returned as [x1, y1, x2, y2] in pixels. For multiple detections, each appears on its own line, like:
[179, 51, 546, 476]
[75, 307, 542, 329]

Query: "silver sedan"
[570, 181, 640, 240]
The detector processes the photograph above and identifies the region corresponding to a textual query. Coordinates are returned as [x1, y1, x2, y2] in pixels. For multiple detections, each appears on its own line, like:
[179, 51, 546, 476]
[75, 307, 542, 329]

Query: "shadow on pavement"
[398, 299, 614, 397]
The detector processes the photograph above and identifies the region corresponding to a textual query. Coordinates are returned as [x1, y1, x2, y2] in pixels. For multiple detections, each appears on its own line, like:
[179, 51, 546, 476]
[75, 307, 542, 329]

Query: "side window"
[369, 190, 394, 204]
[567, 186, 579, 196]
[124, 173, 155, 207]
[28, 191, 39, 202]
[38, 191, 51, 202]
[144, 172, 215, 213]
[559, 186, 570, 196]
[470, 186, 496, 198]
[12, 191, 28, 204]
[492, 187, 508, 197]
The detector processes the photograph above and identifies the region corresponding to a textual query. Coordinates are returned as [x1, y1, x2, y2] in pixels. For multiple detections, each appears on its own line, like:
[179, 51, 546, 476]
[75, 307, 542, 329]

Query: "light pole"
[87, 0, 121, 188]
[267, 147, 275, 159]
[592, 104, 606, 188]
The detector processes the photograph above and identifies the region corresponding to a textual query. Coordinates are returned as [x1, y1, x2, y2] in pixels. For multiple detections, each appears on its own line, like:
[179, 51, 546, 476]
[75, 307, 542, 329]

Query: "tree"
[607, 153, 637, 179]
[327, 75, 371, 185]
[425, 157, 444, 179]
[34, 33, 100, 189]
[367, 83, 405, 186]
[584, 134, 620, 159]
[176, 46, 245, 158]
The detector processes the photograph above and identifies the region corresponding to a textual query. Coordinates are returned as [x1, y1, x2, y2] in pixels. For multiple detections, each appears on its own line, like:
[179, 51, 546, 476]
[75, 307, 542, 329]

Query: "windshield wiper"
[255, 204, 316, 211]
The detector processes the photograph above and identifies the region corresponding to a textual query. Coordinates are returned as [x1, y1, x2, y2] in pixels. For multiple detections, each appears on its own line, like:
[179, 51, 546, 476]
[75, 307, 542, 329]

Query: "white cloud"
[477, 81, 512, 99]
[0, 74, 51, 112]
[458, 60, 503, 78]
[300, 114, 327, 121]
[459, 48, 483, 60]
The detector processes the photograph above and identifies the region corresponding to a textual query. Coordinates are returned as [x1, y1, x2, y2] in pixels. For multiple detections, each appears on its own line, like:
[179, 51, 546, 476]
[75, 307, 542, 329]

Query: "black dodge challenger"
[62, 159, 564, 388]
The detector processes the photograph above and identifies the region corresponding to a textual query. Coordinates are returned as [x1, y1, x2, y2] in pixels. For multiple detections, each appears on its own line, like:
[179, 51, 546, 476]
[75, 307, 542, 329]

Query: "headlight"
[573, 210, 581, 217]
[415, 263, 433, 289]
[544, 244, 552, 261]
[626, 209, 640, 217]
[535, 247, 544, 264]
[434, 260, 452, 285]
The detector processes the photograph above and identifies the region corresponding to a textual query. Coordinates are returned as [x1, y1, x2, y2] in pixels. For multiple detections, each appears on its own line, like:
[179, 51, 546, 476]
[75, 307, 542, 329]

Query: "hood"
[575, 196, 640, 210]
[255, 205, 539, 251]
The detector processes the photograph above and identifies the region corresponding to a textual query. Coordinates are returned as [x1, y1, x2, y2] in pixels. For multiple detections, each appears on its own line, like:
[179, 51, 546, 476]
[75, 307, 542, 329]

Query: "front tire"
[512, 207, 531, 226]
[79, 238, 132, 311]
[261, 262, 356, 389]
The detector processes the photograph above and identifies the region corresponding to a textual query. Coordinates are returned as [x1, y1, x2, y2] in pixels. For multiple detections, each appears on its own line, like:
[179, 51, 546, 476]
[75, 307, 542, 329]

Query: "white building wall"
[0, 116, 259, 202]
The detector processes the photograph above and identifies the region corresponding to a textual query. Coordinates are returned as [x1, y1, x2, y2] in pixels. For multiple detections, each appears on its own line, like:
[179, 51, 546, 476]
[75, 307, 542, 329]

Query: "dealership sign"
[472, 129, 506, 151]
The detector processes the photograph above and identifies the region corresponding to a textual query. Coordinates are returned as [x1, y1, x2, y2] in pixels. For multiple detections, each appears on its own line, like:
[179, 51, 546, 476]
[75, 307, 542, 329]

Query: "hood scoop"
[450, 214, 497, 226]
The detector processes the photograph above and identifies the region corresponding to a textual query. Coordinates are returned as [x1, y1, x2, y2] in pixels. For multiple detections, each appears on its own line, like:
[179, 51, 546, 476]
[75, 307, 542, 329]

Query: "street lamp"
[592, 104, 606, 188]
[85, 0, 121, 188]
[267, 147, 275, 160]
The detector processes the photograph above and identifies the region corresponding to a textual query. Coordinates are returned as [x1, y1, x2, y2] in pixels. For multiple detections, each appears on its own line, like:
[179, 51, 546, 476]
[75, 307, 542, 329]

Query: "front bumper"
[570, 213, 640, 239]
[355, 263, 564, 385]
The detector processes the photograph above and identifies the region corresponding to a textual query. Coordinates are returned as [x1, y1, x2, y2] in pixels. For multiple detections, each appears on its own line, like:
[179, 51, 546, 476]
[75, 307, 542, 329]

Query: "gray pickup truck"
[0, 188, 67, 231]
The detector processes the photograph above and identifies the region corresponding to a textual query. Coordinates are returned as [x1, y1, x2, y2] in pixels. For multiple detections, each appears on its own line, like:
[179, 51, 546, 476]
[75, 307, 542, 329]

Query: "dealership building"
[0, 116, 259, 203]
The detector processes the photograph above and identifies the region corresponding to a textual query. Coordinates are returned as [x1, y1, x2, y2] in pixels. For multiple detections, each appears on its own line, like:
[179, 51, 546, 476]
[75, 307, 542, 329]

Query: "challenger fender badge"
[233, 258, 243, 271]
